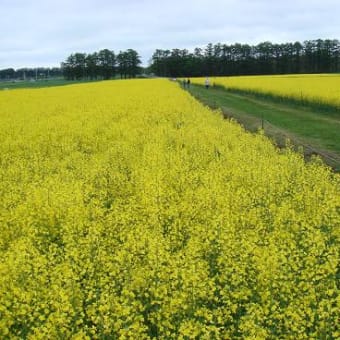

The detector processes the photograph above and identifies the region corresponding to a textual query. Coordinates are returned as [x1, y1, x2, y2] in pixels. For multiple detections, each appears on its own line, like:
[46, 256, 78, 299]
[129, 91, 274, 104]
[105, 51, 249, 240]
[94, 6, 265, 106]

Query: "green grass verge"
[186, 84, 340, 172]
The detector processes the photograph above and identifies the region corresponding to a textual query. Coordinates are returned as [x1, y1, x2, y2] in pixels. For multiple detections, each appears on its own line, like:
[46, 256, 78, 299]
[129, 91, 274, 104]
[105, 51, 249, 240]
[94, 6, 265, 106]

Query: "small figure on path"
[205, 77, 210, 89]
[187, 78, 191, 88]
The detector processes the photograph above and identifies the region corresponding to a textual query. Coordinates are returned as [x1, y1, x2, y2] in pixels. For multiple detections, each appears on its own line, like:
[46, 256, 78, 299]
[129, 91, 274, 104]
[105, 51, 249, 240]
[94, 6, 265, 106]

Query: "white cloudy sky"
[1, 0, 339, 69]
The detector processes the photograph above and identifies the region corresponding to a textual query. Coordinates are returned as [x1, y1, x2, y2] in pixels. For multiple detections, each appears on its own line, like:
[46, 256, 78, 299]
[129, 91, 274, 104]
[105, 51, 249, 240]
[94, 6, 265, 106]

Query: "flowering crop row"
[0, 79, 339, 339]
[191, 74, 340, 110]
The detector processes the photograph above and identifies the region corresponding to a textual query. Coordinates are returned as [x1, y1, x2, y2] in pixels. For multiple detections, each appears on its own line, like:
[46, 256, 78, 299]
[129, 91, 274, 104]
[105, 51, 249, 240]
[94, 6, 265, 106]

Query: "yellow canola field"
[192, 74, 340, 109]
[0, 79, 339, 339]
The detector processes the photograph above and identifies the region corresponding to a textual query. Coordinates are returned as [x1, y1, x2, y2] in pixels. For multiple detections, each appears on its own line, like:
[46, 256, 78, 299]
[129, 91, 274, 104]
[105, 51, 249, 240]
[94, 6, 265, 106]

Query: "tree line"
[0, 67, 62, 80]
[61, 49, 142, 80]
[2, 39, 339, 82]
[150, 39, 340, 77]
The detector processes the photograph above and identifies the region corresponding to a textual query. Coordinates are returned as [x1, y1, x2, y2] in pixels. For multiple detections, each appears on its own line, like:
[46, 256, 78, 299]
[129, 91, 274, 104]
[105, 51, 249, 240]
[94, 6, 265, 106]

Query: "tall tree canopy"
[61, 48, 141, 80]
[150, 39, 340, 77]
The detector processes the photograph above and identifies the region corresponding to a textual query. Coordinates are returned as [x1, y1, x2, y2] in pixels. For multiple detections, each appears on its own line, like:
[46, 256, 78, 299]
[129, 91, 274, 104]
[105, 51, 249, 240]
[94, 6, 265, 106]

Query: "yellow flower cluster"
[0, 79, 339, 339]
[191, 74, 340, 109]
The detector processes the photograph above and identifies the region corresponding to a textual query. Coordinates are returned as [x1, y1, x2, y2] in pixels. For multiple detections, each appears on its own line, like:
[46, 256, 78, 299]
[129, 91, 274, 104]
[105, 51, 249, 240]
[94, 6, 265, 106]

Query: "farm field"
[0, 79, 339, 339]
[0, 78, 94, 90]
[191, 74, 340, 111]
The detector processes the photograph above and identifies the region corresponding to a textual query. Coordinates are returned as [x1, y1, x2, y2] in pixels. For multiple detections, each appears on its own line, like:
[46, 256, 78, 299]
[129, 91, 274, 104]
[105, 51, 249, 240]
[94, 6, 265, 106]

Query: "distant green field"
[0, 78, 95, 90]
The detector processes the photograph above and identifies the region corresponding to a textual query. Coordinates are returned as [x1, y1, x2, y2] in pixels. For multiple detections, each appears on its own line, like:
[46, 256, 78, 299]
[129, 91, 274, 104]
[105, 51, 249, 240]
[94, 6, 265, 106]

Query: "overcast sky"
[1, 0, 339, 69]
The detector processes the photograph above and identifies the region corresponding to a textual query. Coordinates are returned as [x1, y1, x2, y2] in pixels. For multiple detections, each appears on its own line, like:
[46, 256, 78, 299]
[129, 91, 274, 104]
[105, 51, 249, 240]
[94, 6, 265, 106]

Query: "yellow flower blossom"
[0, 79, 339, 338]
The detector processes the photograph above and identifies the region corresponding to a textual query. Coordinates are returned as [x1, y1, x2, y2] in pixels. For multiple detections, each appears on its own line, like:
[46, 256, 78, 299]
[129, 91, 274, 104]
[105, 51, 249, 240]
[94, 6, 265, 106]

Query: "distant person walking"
[205, 77, 210, 89]
[187, 78, 191, 88]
